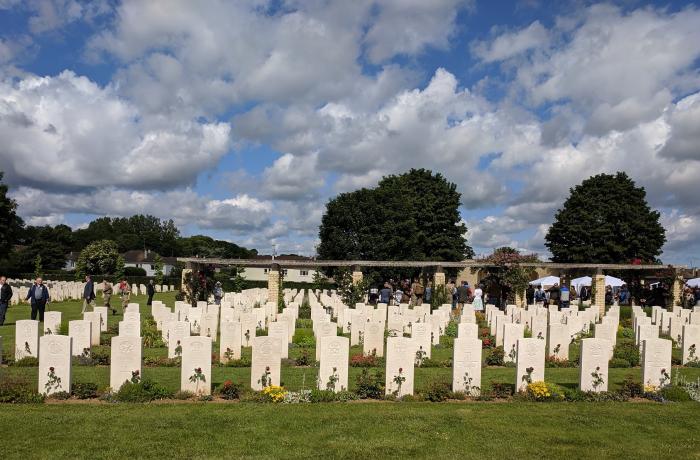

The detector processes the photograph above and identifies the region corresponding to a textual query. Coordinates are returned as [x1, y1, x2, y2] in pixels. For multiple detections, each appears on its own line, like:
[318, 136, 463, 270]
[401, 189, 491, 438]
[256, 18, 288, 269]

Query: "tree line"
[0, 172, 257, 274]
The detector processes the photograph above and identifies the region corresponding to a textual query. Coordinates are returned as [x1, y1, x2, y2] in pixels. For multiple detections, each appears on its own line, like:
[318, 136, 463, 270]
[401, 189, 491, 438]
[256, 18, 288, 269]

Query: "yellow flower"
[643, 384, 657, 393]
[261, 385, 287, 402]
[526, 381, 551, 400]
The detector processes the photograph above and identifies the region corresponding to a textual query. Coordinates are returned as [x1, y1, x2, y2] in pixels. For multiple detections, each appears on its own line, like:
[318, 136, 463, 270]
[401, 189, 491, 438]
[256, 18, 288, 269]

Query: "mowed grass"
[0, 403, 699, 459]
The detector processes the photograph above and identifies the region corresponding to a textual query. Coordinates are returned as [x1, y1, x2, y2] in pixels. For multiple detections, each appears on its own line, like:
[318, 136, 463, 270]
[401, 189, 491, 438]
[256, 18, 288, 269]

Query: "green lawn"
[2, 296, 700, 458]
[0, 403, 698, 459]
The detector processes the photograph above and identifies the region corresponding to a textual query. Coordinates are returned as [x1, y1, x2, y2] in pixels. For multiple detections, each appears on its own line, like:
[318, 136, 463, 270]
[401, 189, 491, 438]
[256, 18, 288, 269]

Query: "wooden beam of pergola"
[177, 257, 686, 271]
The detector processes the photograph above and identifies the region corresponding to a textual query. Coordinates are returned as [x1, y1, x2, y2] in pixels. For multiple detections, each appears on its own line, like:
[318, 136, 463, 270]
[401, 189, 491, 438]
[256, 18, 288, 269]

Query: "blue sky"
[1, 0, 700, 264]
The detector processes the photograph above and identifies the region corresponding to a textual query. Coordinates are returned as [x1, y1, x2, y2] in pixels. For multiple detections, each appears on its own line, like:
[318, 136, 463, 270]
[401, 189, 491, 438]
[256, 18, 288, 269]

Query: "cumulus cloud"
[471, 20, 549, 63]
[0, 71, 230, 191]
[12, 186, 273, 232]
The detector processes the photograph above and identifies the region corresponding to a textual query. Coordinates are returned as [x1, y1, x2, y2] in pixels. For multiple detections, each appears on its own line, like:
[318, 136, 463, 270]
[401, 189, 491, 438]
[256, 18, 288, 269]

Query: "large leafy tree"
[75, 240, 125, 279]
[545, 172, 666, 263]
[0, 171, 23, 257]
[318, 169, 472, 264]
[477, 247, 539, 305]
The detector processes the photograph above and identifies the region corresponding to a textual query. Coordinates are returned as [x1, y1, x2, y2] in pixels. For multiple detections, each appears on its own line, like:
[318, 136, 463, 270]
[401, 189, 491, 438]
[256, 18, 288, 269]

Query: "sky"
[1, 0, 700, 264]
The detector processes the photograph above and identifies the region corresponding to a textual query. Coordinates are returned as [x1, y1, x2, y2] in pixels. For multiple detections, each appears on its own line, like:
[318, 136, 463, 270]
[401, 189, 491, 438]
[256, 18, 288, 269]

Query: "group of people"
[0, 274, 159, 324]
[366, 278, 485, 315]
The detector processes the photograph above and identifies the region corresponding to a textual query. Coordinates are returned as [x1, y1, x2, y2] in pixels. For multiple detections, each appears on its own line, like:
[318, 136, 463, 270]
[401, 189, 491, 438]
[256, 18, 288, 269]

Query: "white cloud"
[0, 70, 230, 190]
[12, 187, 273, 232]
[261, 153, 324, 200]
[472, 20, 549, 63]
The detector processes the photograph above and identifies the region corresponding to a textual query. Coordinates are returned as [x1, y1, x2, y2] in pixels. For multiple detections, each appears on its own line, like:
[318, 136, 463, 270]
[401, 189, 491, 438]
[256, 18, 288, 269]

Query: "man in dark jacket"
[26, 277, 50, 321]
[82, 275, 95, 314]
[0, 275, 13, 326]
[146, 279, 155, 306]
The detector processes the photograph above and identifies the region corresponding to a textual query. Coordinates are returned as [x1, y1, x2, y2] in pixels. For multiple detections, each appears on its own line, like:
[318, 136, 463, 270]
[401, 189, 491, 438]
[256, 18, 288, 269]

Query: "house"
[122, 249, 177, 277]
[242, 254, 321, 283]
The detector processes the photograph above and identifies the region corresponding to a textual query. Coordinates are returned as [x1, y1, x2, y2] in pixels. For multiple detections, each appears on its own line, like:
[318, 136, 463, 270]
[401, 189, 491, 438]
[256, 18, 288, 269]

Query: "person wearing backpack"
[411, 278, 425, 305]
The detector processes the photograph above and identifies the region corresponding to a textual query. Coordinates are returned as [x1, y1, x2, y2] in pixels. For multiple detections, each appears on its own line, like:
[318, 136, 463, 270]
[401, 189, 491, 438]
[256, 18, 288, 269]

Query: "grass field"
[2, 294, 700, 459]
[0, 403, 699, 459]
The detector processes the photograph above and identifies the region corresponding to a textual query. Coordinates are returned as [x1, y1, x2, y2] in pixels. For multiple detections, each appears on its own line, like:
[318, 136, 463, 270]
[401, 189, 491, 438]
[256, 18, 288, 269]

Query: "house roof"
[254, 254, 315, 261]
[121, 250, 177, 265]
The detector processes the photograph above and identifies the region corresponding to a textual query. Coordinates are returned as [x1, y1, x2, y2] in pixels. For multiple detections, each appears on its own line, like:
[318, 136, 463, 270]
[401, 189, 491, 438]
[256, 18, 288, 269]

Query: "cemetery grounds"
[1, 291, 699, 459]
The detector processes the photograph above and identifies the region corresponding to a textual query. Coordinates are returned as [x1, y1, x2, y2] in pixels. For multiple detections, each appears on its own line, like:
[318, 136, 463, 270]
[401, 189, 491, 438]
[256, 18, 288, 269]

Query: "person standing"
[380, 282, 392, 305]
[103, 279, 115, 315]
[213, 281, 223, 305]
[81, 275, 95, 314]
[456, 281, 470, 315]
[472, 284, 484, 311]
[411, 278, 425, 306]
[118, 279, 131, 313]
[26, 277, 50, 322]
[146, 279, 155, 306]
[560, 284, 570, 309]
[0, 276, 13, 326]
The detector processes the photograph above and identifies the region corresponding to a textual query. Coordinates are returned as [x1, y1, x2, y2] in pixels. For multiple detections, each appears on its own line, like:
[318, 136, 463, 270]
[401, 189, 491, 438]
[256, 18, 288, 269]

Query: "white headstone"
[682, 324, 700, 365]
[38, 335, 72, 395]
[363, 320, 384, 358]
[43, 311, 62, 335]
[119, 320, 141, 338]
[180, 336, 212, 395]
[642, 338, 672, 389]
[83, 312, 102, 346]
[318, 336, 349, 392]
[579, 338, 610, 392]
[168, 321, 190, 359]
[219, 321, 242, 362]
[68, 320, 91, 357]
[316, 322, 337, 361]
[385, 337, 414, 397]
[452, 337, 482, 395]
[94, 306, 108, 332]
[268, 322, 289, 359]
[547, 323, 570, 360]
[515, 338, 545, 391]
[251, 336, 282, 391]
[15, 320, 39, 360]
[110, 336, 142, 391]
[457, 322, 478, 339]
[503, 323, 524, 363]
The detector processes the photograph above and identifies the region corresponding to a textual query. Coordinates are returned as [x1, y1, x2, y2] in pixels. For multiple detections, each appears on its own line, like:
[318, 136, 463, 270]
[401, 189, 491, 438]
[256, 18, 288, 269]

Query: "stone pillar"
[181, 268, 192, 294]
[593, 270, 606, 317]
[351, 265, 363, 285]
[515, 290, 524, 307]
[268, 264, 281, 304]
[671, 270, 683, 312]
[434, 266, 446, 287]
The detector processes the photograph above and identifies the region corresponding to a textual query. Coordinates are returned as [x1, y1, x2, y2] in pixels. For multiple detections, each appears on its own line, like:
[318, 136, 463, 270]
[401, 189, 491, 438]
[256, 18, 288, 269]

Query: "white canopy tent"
[528, 276, 560, 287]
[686, 278, 700, 288]
[570, 275, 626, 292]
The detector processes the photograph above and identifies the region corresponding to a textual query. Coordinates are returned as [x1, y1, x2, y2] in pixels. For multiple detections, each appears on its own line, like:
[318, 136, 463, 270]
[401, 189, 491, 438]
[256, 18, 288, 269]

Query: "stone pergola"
[178, 257, 692, 315]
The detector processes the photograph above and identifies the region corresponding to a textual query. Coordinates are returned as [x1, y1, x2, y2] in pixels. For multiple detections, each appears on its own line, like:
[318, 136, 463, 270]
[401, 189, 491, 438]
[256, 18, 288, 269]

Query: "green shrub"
[617, 327, 634, 339]
[488, 382, 514, 398]
[12, 357, 39, 367]
[173, 391, 195, 400]
[421, 380, 451, 402]
[609, 357, 632, 368]
[294, 350, 313, 366]
[72, 382, 99, 399]
[420, 358, 452, 368]
[292, 329, 316, 347]
[444, 321, 458, 338]
[309, 389, 337, 403]
[48, 391, 71, 400]
[613, 342, 640, 367]
[0, 376, 44, 403]
[111, 379, 172, 403]
[618, 377, 644, 398]
[659, 385, 692, 402]
[355, 369, 384, 399]
[90, 347, 110, 365]
[225, 357, 251, 368]
[334, 390, 359, 402]
[485, 346, 505, 366]
[141, 318, 165, 348]
[216, 380, 243, 400]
